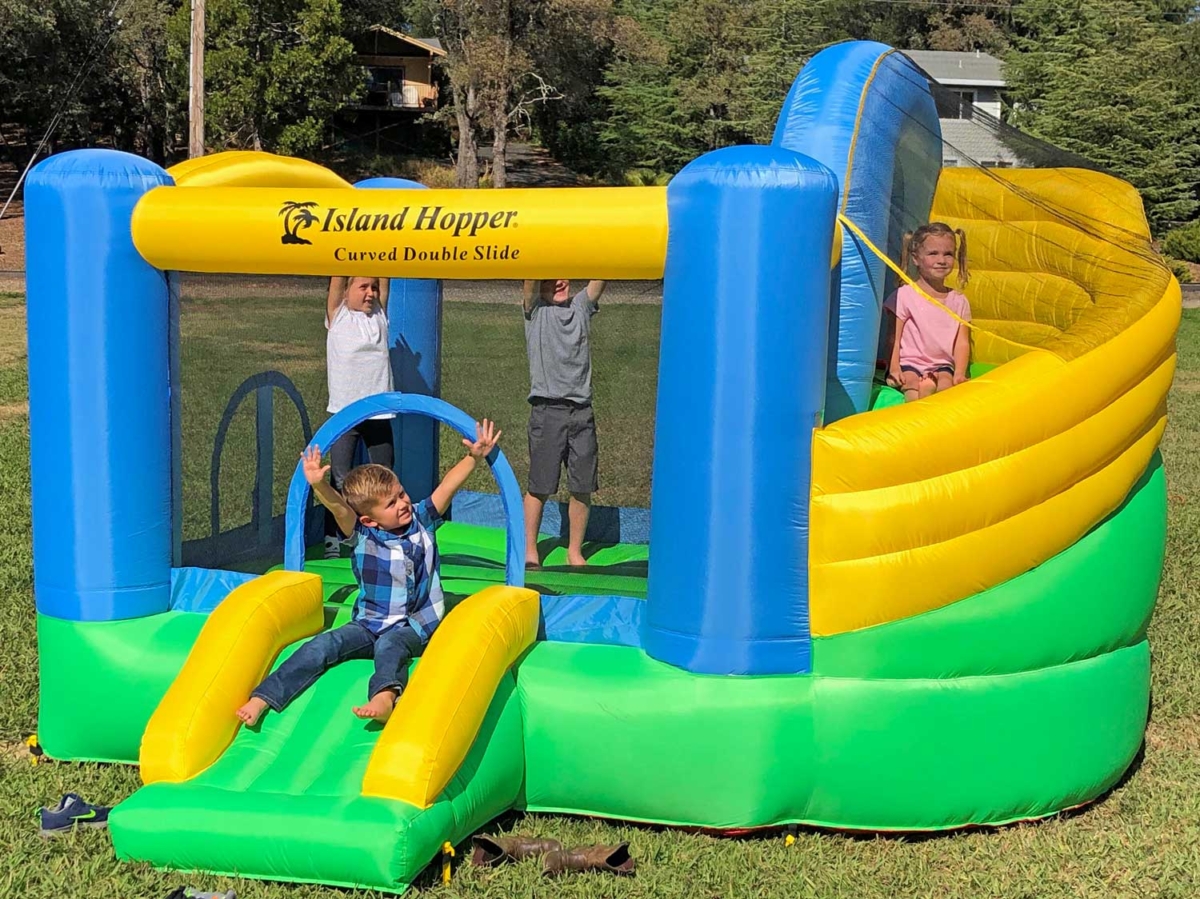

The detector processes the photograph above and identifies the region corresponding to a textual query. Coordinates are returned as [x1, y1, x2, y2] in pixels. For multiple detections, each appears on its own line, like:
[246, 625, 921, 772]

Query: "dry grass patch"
[0, 739, 32, 764]
[0, 302, 27, 367]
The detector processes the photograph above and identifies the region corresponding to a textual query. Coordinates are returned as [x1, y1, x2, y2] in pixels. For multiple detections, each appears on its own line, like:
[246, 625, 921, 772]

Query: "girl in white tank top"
[322, 276, 395, 557]
[326, 275, 393, 414]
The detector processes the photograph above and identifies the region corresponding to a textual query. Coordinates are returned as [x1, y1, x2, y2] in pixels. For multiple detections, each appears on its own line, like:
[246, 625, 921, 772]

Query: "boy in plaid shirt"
[236, 419, 502, 724]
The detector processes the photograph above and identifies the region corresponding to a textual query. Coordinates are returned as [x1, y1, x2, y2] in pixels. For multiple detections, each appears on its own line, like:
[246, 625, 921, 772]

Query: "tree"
[596, 0, 753, 175]
[0, 0, 183, 167]
[526, 0, 624, 174]
[1006, 0, 1200, 230]
[588, 0, 1026, 180]
[415, 0, 615, 187]
[594, 8, 687, 174]
[419, 0, 486, 187]
[1, 0, 90, 152]
[167, 0, 364, 154]
[1, 0, 378, 169]
[111, 0, 176, 163]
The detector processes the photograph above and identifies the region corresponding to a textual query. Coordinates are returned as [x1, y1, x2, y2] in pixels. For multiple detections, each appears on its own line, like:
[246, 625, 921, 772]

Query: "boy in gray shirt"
[522, 278, 607, 567]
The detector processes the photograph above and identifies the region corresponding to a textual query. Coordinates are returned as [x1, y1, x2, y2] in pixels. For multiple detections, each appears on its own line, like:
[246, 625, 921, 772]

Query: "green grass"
[3, 294, 1200, 897]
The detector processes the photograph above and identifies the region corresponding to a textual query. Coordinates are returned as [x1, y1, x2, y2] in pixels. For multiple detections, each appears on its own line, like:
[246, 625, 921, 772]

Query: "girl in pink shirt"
[884, 222, 971, 402]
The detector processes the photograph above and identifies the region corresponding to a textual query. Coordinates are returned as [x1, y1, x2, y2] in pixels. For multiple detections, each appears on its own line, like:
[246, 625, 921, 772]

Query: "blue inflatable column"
[25, 150, 174, 620]
[642, 146, 838, 676]
[355, 177, 443, 500]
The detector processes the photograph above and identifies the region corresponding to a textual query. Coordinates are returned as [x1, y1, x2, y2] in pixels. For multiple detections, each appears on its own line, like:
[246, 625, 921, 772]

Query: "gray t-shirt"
[525, 288, 598, 404]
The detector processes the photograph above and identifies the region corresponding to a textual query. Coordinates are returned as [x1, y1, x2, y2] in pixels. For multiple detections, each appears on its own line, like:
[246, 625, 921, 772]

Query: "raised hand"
[302, 445, 331, 486]
[463, 419, 502, 460]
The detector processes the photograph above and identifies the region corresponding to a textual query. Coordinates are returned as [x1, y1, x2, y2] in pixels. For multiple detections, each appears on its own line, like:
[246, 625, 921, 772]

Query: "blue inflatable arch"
[283, 393, 525, 587]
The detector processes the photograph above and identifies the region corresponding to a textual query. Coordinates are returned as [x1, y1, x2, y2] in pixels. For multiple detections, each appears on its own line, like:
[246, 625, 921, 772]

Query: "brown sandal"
[541, 842, 636, 877]
[470, 835, 562, 867]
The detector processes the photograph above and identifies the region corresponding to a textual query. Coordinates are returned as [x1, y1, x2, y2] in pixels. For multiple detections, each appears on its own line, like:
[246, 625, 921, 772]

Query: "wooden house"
[350, 25, 446, 113]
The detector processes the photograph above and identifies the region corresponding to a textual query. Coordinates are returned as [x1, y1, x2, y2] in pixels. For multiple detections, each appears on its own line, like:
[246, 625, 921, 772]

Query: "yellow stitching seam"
[839, 50, 893, 215]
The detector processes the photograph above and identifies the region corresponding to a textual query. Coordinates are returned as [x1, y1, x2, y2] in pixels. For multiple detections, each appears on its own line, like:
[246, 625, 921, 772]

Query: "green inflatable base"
[46, 456, 1164, 891]
[34, 523, 651, 763]
[110, 637, 1149, 892]
[517, 639, 1149, 831]
[37, 611, 207, 763]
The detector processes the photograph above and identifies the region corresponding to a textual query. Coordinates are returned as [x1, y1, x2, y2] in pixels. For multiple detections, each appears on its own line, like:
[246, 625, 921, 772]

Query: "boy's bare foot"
[525, 553, 541, 569]
[567, 552, 587, 567]
[236, 696, 269, 726]
[353, 690, 397, 721]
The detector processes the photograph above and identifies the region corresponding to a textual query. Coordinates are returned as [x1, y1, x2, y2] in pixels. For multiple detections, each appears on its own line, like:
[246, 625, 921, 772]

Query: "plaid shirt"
[349, 499, 445, 639]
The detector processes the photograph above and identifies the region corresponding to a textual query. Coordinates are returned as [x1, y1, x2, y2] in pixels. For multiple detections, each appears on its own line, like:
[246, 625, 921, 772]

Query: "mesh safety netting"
[175, 275, 661, 568]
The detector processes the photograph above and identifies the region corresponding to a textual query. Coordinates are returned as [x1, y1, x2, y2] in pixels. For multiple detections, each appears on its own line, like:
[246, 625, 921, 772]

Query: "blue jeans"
[251, 620, 424, 711]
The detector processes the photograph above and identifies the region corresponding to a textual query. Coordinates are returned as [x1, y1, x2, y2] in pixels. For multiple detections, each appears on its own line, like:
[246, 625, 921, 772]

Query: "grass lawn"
[2, 289, 1200, 898]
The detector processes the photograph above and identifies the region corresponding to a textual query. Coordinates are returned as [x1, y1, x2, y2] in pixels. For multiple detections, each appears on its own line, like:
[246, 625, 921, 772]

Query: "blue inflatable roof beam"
[774, 42, 942, 423]
[26, 149, 175, 621]
[643, 145, 838, 677]
[283, 393, 525, 588]
[354, 178, 444, 501]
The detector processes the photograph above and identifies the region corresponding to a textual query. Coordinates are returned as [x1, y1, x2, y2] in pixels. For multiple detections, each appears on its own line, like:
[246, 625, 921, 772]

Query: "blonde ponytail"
[900, 230, 915, 274]
[954, 227, 970, 287]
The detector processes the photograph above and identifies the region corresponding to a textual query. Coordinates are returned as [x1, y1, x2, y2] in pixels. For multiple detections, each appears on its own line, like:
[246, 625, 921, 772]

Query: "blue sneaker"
[38, 793, 110, 836]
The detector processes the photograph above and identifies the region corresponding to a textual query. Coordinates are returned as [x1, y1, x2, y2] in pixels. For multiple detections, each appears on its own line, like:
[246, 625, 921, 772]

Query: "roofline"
[366, 24, 447, 57]
[931, 78, 1006, 88]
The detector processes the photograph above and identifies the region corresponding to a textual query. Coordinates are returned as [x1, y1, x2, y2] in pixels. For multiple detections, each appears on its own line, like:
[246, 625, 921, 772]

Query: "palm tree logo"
[279, 200, 319, 245]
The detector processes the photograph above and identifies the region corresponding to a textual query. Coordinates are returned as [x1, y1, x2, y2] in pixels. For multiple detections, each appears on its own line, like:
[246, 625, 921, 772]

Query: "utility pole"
[188, 0, 205, 158]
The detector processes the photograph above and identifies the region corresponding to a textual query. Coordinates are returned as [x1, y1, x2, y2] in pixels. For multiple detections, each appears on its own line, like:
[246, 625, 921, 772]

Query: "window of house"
[943, 157, 960, 168]
[935, 89, 976, 120]
[364, 66, 409, 107]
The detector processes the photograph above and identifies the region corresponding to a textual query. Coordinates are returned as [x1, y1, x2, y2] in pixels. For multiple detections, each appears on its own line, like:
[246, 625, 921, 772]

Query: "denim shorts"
[900, 363, 955, 378]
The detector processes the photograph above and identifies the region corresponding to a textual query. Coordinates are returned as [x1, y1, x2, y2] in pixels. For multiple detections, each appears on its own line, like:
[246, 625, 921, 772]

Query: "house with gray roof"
[903, 50, 1025, 168]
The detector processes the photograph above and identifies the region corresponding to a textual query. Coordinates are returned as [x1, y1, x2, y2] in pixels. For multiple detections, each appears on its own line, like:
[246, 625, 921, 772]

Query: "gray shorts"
[527, 399, 599, 496]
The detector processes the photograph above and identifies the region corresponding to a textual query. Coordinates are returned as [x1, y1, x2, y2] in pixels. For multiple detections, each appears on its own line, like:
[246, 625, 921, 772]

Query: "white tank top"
[326, 303, 394, 418]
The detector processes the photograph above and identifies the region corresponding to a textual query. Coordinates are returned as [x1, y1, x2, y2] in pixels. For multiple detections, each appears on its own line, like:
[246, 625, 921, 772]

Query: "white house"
[903, 49, 1022, 168]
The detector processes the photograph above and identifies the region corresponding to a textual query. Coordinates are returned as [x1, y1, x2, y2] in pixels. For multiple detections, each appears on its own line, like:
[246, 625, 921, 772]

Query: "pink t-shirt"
[884, 284, 971, 372]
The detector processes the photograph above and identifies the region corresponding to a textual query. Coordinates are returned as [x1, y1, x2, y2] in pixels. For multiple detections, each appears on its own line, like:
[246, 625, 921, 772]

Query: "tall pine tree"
[1006, 0, 1200, 230]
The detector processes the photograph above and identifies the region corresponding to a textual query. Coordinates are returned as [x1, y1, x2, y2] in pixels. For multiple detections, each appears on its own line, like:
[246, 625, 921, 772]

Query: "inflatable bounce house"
[25, 41, 1179, 891]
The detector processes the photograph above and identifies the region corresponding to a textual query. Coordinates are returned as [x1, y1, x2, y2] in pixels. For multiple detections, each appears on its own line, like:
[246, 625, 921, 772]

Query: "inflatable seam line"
[838, 50, 892, 214]
[816, 418, 1164, 573]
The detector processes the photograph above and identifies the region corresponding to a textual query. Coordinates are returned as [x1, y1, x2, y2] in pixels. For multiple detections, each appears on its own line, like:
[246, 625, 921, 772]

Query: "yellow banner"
[131, 186, 668, 279]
